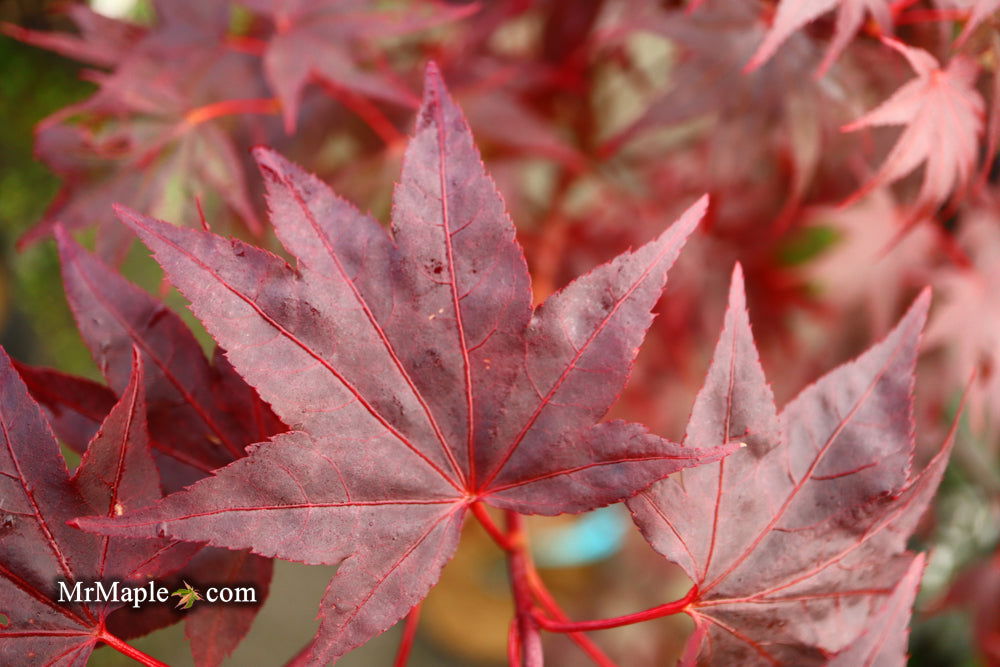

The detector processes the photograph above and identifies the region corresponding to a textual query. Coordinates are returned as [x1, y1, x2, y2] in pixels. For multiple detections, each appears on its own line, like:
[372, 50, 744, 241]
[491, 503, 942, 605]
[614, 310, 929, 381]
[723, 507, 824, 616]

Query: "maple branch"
[524, 564, 619, 667]
[316, 79, 404, 146]
[531, 585, 698, 633]
[393, 603, 422, 667]
[507, 618, 523, 667]
[505, 511, 543, 664]
[496, 510, 618, 665]
[99, 631, 170, 667]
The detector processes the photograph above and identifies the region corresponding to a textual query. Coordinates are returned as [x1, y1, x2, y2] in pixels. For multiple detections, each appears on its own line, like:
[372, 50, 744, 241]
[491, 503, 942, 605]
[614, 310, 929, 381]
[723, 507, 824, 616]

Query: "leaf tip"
[673, 194, 709, 239]
[423, 60, 443, 84]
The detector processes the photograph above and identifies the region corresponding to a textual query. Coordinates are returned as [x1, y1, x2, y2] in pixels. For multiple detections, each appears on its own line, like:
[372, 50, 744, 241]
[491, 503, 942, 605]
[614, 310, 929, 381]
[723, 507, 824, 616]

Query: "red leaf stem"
[481, 501, 619, 665]
[524, 564, 619, 667]
[182, 98, 281, 128]
[532, 585, 699, 633]
[98, 631, 170, 667]
[507, 618, 523, 667]
[393, 603, 422, 667]
[471, 502, 516, 552]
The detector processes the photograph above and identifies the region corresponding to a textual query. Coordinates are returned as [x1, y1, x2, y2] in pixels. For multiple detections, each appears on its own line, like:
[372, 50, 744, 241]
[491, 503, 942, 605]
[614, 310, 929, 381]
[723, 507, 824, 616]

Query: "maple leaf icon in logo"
[172, 582, 203, 610]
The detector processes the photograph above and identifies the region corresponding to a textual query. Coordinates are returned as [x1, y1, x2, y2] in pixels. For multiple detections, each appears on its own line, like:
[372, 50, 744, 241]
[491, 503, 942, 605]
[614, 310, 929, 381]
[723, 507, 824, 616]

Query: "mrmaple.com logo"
[56, 580, 258, 609]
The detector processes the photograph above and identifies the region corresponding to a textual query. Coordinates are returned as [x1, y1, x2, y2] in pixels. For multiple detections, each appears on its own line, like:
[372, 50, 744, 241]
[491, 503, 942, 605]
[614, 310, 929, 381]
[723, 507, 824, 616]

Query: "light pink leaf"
[842, 38, 984, 219]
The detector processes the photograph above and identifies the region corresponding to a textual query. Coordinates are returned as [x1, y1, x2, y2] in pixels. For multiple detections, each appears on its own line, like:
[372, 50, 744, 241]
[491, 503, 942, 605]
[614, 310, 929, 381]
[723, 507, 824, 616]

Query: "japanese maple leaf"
[0, 348, 189, 664]
[0, 5, 145, 68]
[842, 38, 984, 221]
[56, 228, 283, 481]
[21, 55, 268, 263]
[242, 0, 473, 131]
[608, 1, 835, 224]
[745, 0, 894, 75]
[938, 0, 1000, 46]
[627, 265, 956, 665]
[76, 65, 736, 661]
[803, 189, 936, 333]
[10, 1, 270, 261]
[925, 207, 1000, 435]
[53, 231, 283, 666]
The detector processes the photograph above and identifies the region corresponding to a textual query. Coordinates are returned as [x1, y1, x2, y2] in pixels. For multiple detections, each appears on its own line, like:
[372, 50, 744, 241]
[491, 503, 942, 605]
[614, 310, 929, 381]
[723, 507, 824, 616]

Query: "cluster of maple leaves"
[2, 0, 1000, 665]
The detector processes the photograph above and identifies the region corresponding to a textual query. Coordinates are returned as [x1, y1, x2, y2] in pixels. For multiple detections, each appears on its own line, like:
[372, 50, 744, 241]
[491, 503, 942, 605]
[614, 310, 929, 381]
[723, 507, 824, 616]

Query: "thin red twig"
[183, 98, 281, 127]
[524, 564, 619, 667]
[316, 79, 404, 146]
[393, 603, 422, 667]
[506, 511, 543, 665]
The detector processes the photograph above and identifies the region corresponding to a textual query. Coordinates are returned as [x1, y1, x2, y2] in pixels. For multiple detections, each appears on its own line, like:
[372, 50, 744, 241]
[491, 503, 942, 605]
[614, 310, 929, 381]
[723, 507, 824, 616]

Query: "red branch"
[524, 565, 619, 667]
[493, 508, 619, 665]
[393, 603, 422, 667]
[505, 511, 543, 665]
[507, 618, 523, 667]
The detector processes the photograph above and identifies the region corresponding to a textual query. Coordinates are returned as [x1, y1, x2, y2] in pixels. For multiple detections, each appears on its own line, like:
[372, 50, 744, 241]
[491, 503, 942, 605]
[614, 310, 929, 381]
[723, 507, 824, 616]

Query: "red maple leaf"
[9, 2, 271, 261]
[627, 265, 955, 664]
[842, 38, 985, 222]
[243, 0, 474, 131]
[46, 232, 284, 666]
[0, 349, 192, 664]
[74, 65, 737, 661]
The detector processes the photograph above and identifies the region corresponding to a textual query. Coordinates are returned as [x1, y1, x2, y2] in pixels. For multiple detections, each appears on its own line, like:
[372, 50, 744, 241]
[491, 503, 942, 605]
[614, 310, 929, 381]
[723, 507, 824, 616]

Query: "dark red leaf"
[54, 229, 281, 665]
[628, 265, 952, 664]
[842, 39, 984, 220]
[0, 348, 186, 664]
[76, 65, 735, 661]
[244, 0, 472, 130]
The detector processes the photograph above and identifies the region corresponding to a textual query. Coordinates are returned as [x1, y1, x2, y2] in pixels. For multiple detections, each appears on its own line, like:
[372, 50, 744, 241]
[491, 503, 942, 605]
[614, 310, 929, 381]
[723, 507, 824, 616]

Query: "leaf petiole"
[98, 631, 171, 667]
[531, 585, 699, 633]
[471, 502, 517, 552]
